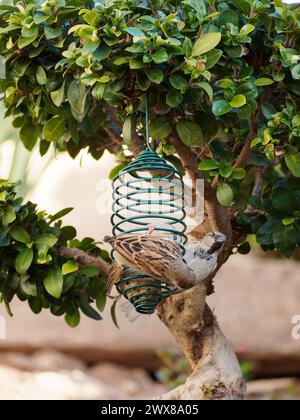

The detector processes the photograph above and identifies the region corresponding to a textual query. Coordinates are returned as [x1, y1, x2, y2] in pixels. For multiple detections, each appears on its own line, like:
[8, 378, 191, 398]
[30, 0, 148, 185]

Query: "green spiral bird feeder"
[110, 97, 187, 314]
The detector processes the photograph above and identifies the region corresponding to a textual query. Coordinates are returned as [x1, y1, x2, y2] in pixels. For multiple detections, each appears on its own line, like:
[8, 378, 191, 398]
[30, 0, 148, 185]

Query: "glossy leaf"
[192, 32, 222, 57]
[15, 248, 33, 275]
[44, 266, 64, 299]
[176, 120, 204, 147]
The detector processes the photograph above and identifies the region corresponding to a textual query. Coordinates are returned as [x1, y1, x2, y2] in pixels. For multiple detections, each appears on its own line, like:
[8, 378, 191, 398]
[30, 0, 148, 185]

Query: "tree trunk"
[156, 280, 246, 400]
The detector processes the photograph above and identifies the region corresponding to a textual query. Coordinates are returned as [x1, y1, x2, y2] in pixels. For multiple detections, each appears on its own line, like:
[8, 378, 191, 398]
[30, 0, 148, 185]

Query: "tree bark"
[156, 279, 246, 400]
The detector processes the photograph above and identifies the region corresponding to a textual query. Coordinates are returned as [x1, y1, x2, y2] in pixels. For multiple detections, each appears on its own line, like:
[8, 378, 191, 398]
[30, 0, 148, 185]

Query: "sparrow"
[184, 232, 227, 283]
[104, 233, 196, 294]
[104, 231, 227, 295]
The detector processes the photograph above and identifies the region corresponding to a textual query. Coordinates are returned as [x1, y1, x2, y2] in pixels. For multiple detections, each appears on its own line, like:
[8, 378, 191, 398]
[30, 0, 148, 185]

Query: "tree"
[0, 0, 300, 400]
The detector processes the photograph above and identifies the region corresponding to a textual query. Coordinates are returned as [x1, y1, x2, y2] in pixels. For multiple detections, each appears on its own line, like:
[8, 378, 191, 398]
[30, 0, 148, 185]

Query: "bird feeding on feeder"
[104, 233, 196, 292]
[104, 231, 227, 294]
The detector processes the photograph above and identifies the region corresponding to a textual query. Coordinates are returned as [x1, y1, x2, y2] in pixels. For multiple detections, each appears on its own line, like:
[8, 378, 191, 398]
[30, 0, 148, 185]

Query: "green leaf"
[50, 82, 65, 107]
[113, 57, 129, 65]
[176, 120, 203, 147]
[192, 32, 222, 57]
[44, 266, 64, 299]
[125, 27, 145, 38]
[292, 114, 300, 127]
[2, 206, 16, 225]
[111, 300, 120, 329]
[21, 277, 37, 297]
[20, 120, 39, 151]
[271, 187, 298, 214]
[80, 265, 99, 278]
[183, 37, 193, 57]
[146, 68, 164, 84]
[10, 226, 31, 244]
[129, 57, 144, 69]
[205, 49, 223, 70]
[217, 183, 234, 207]
[273, 224, 297, 257]
[96, 289, 107, 313]
[194, 81, 213, 101]
[230, 94, 246, 108]
[65, 308, 80, 328]
[109, 163, 127, 181]
[238, 242, 251, 255]
[59, 226, 77, 243]
[256, 219, 280, 246]
[62, 261, 78, 275]
[43, 116, 66, 142]
[199, 159, 221, 171]
[44, 26, 62, 40]
[231, 0, 251, 14]
[285, 148, 300, 177]
[28, 296, 42, 314]
[292, 64, 300, 80]
[18, 33, 38, 49]
[80, 300, 102, 320]
[219, 165, 233, 178]
[212, 100, 232, 116]
[225, 45, 242, 58]
[49, 207, 73, 222]
[240, 24, 255, 36]
[123, 116, 136, 147]
[231, 168, 246, 180]
[262, 104, 276, 120]
[36, 65, 47, 85]
[218, 9, 239, 27]
[254, 78, 274, 87]
[67, 81, 88, 122]
[150, 117, 172, 140]
[166, 88, 183, 107]
[15, 248, 33, 275]
[169, 75, 188, 92]
[152, 49, 169, 64]
[35, 234, 58, 250]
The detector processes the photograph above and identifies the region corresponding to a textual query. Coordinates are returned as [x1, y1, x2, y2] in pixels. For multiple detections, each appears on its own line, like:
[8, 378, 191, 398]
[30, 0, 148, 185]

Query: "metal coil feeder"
[110, 97, 187, 314]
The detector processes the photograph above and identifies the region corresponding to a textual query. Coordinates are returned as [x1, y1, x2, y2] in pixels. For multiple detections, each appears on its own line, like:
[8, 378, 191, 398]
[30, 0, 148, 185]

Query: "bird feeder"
[110, 97, 187, 314]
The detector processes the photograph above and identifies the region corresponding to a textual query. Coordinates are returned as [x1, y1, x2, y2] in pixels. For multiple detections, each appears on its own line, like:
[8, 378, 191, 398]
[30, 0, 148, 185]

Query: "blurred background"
[0, 0, 300, 401]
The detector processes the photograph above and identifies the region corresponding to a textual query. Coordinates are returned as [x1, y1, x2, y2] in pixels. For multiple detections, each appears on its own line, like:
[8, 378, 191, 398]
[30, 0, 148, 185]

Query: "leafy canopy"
[0, 1, 300, 264]
[0, 180, 108, 325]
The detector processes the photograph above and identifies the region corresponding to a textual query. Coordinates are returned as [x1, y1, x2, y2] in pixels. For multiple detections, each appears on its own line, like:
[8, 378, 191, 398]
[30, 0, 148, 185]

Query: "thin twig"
[233, 117, 258, 169]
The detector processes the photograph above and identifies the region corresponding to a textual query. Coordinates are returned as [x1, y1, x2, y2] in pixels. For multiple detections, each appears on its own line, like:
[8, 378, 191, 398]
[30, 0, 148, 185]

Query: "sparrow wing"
[107, 262, 122, 295]
[110, 235, 182, 280]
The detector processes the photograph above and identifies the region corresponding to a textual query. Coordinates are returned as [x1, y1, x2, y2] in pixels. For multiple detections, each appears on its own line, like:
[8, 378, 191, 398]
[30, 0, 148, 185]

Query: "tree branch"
[58, 247, 111, 277]
[156, 270, 245, 400]
[169, 131, 232, 241]
[233, 117, 258, 169]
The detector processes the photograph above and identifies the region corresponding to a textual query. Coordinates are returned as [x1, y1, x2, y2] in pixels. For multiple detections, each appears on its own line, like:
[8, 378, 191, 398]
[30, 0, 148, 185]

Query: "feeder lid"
[114, 149, 182, 180]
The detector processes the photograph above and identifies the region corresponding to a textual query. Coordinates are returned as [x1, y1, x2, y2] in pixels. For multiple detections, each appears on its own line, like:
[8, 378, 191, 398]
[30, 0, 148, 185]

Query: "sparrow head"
[186, 232, 227, 258]
[204, 232, 227, 254]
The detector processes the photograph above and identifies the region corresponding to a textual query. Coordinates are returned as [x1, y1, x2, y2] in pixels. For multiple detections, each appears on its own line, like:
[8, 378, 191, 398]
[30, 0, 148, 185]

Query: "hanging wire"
[144, 93, 151, 150]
